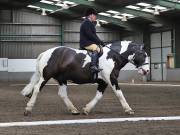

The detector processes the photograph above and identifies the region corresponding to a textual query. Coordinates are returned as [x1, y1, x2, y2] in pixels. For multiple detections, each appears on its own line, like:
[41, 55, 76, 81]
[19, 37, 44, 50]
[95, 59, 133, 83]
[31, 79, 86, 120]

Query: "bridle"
[104, 45, 149, 69]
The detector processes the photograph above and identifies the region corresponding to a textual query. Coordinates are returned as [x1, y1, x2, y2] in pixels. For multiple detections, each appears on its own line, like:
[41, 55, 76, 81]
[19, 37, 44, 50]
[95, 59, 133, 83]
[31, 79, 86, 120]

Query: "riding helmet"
[85, 8, 97, 16]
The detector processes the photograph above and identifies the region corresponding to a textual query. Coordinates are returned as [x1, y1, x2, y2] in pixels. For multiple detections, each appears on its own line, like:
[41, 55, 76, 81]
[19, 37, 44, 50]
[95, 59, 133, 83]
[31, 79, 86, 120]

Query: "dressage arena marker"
[0, 116, 180, 127]
[11, 83, 180, 87]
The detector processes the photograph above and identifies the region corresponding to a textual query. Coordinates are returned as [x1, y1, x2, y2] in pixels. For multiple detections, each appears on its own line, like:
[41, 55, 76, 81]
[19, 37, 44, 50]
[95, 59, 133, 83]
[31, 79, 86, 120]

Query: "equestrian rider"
[80, 8, 105, 73]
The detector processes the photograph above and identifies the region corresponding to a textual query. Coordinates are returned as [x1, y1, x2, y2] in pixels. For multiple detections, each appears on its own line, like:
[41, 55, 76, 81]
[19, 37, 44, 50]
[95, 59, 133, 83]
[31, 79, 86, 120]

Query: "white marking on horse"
[128, 54, 135, 61]
[58, 84, 79, 114]
[71, 49, 91, 68]
[138, 53, 150, 75]
[83, 91, 103, 114]
[142, 53, 150, 70]
[98, 47, 115, 80]
[120, 41, 132, 54]
[73, 49, 87, 54]
[58, 84, 68, 98]
[82, 55, 91, 68]
[38, 47, 59, 74]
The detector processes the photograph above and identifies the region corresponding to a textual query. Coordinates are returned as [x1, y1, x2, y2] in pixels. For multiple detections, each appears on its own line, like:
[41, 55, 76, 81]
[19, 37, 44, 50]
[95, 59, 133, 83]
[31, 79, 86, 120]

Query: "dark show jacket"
[80, 18, 103, 49]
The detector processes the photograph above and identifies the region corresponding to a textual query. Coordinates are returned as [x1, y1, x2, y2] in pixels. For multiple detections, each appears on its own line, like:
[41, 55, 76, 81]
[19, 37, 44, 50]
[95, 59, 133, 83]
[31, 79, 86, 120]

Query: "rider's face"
[90, 14, 97, 22]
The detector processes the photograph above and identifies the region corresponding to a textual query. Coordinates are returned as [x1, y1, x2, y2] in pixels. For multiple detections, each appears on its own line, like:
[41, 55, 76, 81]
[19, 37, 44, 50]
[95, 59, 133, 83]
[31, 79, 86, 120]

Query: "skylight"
[152, 5, 168, 11]
[106, 10, 120, 15]
[167, 0, 180, 3]
[27, 5, 40, 9]
[55, 3, 65, 7]
[125, 2, 171, 15]
[39, 0, 78, 7]
[112, 15, 123, 19]
[142, 8, 154, 13]
[136, 2, 151, 7]
[98, 12, 111, 17]
[40, 0, 54, 5]
[98, 20, 109, 24]
[126, 5, 140, 10]
[64, 1, 77, 5]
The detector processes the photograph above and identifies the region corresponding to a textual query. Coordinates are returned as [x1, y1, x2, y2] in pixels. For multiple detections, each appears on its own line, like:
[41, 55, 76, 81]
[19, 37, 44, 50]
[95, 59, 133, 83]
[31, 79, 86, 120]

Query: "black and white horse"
[21, 41, 150, 116]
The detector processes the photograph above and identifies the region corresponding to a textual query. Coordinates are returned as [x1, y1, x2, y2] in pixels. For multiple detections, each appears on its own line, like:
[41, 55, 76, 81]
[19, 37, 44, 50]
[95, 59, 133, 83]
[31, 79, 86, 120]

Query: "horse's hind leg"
[21, 71, 40, 98]
[58, 83, 80, 115]
[24, 77, 47, 116]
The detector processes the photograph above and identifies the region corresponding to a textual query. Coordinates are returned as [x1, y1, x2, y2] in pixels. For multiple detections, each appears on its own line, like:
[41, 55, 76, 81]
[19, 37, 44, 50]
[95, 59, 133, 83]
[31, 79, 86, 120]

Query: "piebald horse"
[21, 41, 150, 116]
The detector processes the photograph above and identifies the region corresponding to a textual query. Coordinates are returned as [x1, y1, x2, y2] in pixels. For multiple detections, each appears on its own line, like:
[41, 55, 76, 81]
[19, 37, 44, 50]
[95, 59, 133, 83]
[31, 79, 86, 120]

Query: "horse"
[21, 41, 150, 116]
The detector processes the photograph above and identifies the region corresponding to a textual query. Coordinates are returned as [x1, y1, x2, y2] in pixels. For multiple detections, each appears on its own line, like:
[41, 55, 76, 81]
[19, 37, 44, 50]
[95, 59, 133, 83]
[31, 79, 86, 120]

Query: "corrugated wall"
[0, 9, 62, 58]
[0, 9, 121, 59]
[0, 9, 123, 81]
[122, 32, 144, 43]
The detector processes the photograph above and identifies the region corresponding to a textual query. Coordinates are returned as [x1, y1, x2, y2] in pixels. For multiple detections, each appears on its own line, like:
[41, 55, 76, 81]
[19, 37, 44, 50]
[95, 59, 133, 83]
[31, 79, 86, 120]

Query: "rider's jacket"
[80, 18, 103, 49]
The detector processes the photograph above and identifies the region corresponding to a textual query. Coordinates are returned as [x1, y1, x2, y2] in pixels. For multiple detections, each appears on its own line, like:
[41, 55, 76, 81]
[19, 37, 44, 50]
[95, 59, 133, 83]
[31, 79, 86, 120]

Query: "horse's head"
[128, 43, 150, 75]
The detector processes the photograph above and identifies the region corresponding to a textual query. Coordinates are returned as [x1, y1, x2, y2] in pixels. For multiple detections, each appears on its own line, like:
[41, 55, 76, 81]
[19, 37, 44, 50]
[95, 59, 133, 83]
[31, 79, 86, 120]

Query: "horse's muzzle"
[138, 68, 150, 75]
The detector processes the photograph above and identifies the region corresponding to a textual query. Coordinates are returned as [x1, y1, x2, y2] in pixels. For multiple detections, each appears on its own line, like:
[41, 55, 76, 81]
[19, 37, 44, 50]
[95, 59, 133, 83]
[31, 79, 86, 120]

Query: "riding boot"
[90, 51, 102, 73]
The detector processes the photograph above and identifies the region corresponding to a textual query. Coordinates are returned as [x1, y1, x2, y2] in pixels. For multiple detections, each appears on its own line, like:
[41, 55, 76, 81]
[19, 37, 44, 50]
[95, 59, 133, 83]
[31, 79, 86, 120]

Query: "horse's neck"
[114, 50, 132, 70]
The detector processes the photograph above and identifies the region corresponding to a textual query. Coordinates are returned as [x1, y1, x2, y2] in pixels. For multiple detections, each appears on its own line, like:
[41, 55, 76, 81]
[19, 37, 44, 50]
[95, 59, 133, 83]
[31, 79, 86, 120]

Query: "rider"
[80, 8, 105, 73]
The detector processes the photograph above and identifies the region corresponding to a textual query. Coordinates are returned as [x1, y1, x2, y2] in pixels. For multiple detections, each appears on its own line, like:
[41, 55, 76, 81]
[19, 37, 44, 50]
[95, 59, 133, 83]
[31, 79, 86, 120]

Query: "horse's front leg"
[58, 84, 80, 115]
[83, 79, 108, 115]
[109, 78, 134, 115]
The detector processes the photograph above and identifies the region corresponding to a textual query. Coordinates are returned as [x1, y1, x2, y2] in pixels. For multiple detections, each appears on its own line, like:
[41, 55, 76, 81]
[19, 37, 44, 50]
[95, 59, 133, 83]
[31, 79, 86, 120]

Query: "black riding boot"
[90, 51, 102, 73]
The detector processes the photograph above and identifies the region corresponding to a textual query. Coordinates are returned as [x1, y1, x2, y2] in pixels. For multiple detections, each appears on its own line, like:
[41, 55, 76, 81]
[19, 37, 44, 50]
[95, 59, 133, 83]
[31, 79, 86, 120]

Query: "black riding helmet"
[85, 8, 97, 16]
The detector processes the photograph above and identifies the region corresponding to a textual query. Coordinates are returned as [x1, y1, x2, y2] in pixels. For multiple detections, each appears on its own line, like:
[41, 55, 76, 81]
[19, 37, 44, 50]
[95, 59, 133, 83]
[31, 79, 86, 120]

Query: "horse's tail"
[21, 53, 43, 97]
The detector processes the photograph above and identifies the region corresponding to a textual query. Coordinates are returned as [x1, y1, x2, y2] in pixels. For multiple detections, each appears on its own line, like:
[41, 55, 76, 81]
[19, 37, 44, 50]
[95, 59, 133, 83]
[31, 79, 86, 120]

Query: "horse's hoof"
[24, 110, 31, 116]
[71, 110, 80, 115]
[82, 108, 89, 115]
[125, 109, 135, 115]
